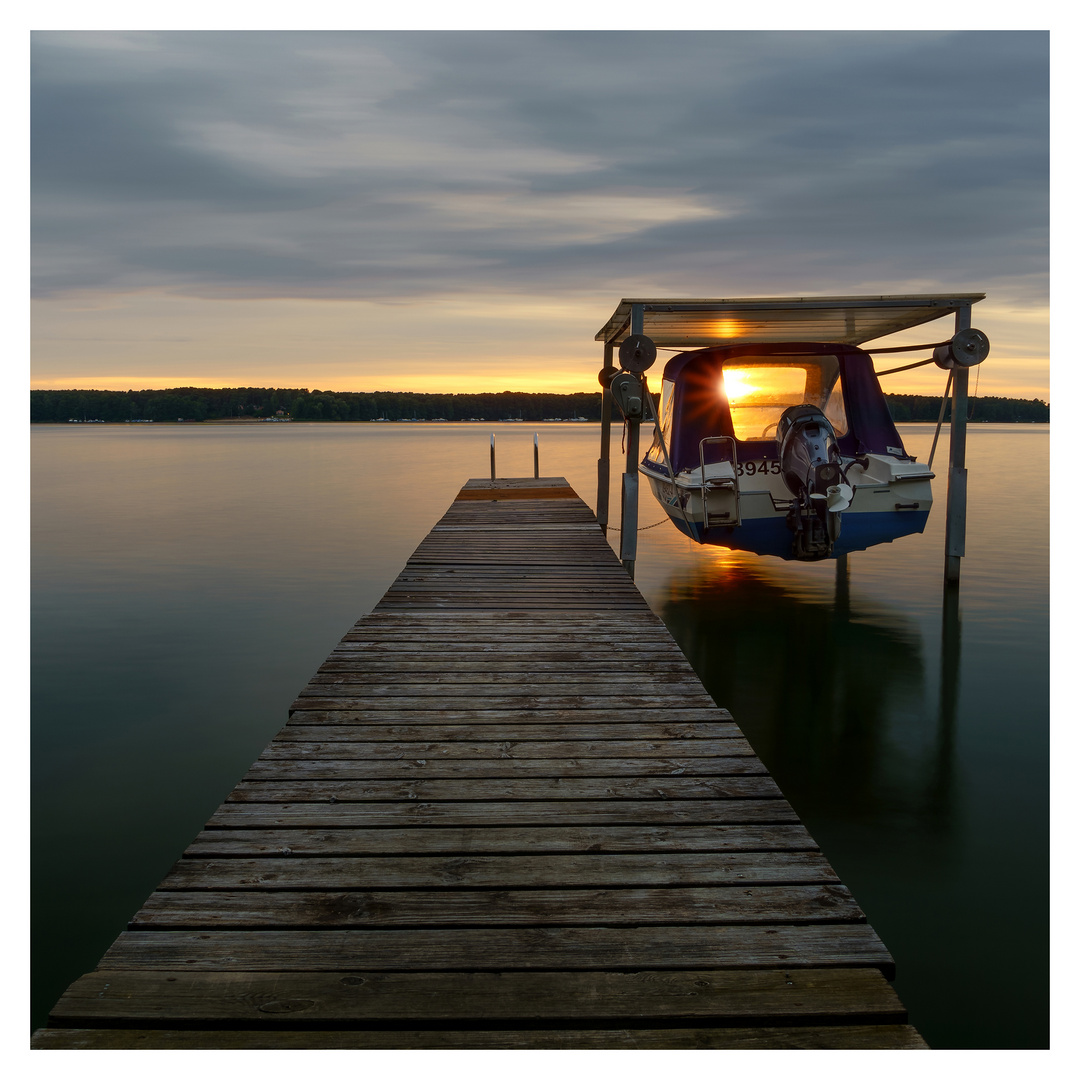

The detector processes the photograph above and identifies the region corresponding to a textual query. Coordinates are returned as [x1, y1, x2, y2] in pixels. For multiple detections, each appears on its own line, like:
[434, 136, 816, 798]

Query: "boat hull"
[644, 469, 931, 560]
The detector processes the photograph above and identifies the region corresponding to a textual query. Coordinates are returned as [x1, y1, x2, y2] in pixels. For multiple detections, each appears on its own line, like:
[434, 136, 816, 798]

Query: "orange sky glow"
[31, 292, 1048, 400]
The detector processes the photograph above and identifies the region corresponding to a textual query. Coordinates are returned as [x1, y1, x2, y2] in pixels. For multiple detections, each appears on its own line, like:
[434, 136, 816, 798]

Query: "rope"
[969, 363, 981, 420]
[606, 518, 671, 533]
[874, 356, 937, 376]
[865, 340, 951, 354]
[927, 370, 953, 471]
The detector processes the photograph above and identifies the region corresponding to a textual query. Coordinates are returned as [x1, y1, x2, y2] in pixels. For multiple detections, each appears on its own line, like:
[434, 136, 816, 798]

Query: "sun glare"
[719, 369, 759, 403]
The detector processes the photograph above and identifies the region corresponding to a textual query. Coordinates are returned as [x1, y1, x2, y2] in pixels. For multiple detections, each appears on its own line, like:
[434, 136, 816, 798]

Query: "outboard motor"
[775, 405, 852, 559]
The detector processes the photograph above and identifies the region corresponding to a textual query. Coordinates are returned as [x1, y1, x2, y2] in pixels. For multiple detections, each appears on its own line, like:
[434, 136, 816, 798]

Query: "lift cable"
[927, 371, 954, 472]
[874, 356, 937, 376]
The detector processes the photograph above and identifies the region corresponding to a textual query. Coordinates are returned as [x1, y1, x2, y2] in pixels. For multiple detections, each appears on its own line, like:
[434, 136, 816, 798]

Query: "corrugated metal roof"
[595, 294, 985, 348]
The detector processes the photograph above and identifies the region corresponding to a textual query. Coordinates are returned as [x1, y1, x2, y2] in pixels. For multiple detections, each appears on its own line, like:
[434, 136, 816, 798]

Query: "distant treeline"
[30, 388, 604, 423]
[885, 394, 1049, 423]
[30, 387, 1049, 424]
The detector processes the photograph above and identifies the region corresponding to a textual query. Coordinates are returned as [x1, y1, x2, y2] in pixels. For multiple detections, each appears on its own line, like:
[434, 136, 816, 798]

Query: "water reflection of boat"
[642, 341, 934, 559]
[658, 553, 957, 832]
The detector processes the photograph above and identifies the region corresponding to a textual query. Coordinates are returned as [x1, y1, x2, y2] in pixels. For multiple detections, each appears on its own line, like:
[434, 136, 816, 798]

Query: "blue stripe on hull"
[668, 510, 931, 560]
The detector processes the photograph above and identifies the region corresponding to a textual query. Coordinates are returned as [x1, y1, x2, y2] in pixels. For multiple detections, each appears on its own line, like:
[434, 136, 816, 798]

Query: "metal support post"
[944, 306, 971, 587]
[620, 377, 642, 578]
[490, 434, 496, 480]
[597, 341, 614, 535]
[618, 310, 645, 577]
[533, 433, 539, 479]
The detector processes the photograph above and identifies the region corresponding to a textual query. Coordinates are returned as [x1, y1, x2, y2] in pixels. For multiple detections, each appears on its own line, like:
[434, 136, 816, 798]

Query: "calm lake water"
[31, 421, 1049, 1047]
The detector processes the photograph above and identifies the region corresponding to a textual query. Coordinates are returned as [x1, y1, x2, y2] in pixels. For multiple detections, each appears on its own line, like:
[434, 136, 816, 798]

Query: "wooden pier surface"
[33, 477, 925, 1049]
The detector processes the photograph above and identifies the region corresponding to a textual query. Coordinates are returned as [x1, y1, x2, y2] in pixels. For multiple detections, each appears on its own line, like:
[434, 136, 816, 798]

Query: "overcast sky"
[31, 30, 1049, 397]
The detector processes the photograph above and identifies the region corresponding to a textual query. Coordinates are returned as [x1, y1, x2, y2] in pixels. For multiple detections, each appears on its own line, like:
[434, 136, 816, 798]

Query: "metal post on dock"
[490, 434, 496, 480]
[621, 402, 641, 577]
[597, 341, 614, 535]
[619, 304, 646, 578]
[944, 306, 971, 587]
[533, 432, 540, 479]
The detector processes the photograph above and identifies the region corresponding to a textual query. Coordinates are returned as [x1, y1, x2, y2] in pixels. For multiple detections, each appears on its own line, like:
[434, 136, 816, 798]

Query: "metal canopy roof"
[595, 294, 986, 349]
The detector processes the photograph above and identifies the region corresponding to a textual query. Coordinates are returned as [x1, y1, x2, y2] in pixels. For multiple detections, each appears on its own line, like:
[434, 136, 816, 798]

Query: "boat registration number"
[736, 459, 781, 477]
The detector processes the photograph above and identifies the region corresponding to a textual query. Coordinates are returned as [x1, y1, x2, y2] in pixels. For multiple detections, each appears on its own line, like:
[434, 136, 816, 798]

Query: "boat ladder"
[699, 436, 741, 530]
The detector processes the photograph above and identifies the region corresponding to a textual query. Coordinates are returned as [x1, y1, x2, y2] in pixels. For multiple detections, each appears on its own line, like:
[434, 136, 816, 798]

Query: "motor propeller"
[826, 483, 853, 513]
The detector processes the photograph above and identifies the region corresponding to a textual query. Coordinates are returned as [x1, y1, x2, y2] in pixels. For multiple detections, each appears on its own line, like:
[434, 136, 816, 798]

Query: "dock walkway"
[33, 477, 925, 1049]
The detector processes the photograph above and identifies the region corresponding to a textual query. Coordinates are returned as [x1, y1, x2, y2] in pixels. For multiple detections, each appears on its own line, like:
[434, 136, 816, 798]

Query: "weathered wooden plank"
[319, 656, 691, 669]
[460, 477, 574, 489]
[31, 1025, 929, 1049]
[329, 646, 688, 659]
[376, 596, 642, 602]
[333, 618, 672, 633]
[243, 757, 767, 780]
[335, 626, 671, 636]
[426, 526, 605, 533]
[302, 674, 708, 691]
[287, 707, 730, 722]
[453, 487, 580, 500]
[332, 643, 686, 657]
[131, 884, 863, 929]
[290, 695, 720, 711]
[45, 968, 907, 1026]
[440, 509, 603, 516]
[387, 567, 634, 577]
[383, 582, 642, 591]
[355, 607, 659, 617]
[340, 615, 668, 626]
[404, 558, 628, 565]
[158, 851, 837, 890]
[98, 925, 895, 975]
[338, 613, 676, 623]
[184, 824, 820, 857]
[313, 664, 697, 680]
[440, 508, 596, 516]
[280, 721, 739, 740]
[259, 738, 756, 759]
[391, 567, 637, 578]
[205, 799, 801, 828]
[379, 588, 642, 596]
[225, 775, 783, 802]
[339, 629, 681, 641]
[374, 598, 648, 606]
[431, 519, 603, 526]
[324, 643, 686, 660]
[371, 606, 653, 613]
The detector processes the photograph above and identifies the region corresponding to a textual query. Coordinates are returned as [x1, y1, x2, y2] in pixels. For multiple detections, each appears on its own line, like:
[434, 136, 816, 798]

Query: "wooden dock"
[33, 477, 925, 1049]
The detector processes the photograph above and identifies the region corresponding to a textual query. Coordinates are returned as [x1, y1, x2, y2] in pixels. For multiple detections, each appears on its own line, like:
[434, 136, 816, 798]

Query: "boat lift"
[594, 294, 989, 586]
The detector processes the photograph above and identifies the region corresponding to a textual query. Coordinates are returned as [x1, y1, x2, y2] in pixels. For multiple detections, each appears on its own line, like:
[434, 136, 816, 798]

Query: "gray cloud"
[32, 30, 1048, 305]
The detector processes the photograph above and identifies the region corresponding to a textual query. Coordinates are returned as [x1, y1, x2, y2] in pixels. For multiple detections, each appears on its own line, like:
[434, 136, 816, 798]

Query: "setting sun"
[718, 368, 760, 402]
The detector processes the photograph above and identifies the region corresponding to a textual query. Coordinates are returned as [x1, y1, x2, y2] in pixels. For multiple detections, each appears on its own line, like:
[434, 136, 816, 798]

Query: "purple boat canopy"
[650, 342, 908, 474]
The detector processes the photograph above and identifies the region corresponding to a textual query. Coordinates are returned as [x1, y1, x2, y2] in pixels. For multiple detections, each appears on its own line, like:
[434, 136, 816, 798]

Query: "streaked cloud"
[31, 30, 1049, 395]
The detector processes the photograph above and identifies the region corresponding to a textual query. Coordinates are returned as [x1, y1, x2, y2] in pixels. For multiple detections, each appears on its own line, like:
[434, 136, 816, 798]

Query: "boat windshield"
[721, 355, 847, 441]
[644, 379, 676, 468]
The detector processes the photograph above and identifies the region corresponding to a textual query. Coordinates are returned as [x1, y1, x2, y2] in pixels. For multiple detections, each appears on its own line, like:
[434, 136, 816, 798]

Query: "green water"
[31, 421, 1049, 1046]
